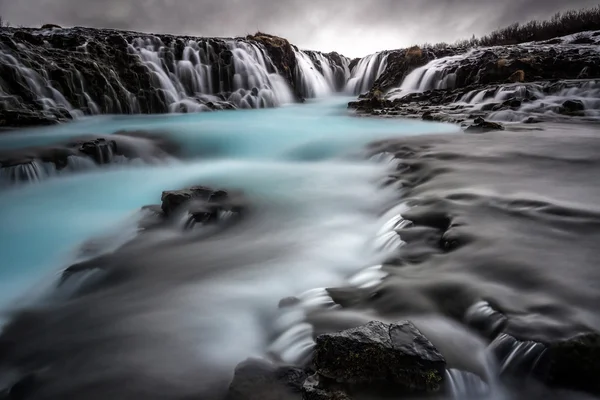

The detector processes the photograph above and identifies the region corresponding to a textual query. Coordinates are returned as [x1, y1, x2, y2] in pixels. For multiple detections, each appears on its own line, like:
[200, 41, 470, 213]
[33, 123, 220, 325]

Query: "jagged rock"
[160, 186, 216, 216]
[313, 321, 445, 392]
[538, 332, 600, 394]
[464, 117, 505, 133]
[226, 358, 307, 400]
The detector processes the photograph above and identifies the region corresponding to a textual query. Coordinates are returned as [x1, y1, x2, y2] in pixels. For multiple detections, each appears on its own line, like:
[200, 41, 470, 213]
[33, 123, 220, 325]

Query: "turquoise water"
[0, 97, 459, 307]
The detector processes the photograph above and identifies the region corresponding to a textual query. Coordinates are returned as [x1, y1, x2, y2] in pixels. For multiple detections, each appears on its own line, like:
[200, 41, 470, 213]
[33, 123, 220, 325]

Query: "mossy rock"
[313, 321, 446, 392]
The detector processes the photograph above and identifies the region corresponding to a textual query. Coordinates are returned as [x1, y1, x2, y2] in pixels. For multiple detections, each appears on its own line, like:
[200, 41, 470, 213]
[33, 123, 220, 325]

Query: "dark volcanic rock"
[161, 186, 215, 215]
[313, 321, 445, 392]
[464, 117, 505, 133]
[538, 332, 600, 395]
[560, 99, 585, 115]
[226, 358, 307, 400]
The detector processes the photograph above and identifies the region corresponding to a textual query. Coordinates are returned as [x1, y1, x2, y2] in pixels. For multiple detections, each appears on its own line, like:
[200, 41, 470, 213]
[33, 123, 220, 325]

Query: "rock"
[560, 99, 585, 114]
[502, 98, 522, 108]
[160, 186, 215, 215]
[465, 117, 504, 133]
[524, 116, 542, 124]
[78, 138, 117, 164]
[313, 321, 445, 392]
[507, 70, 525, 83]
[422, 111, 434, 121]
[226, 358, 307, 400]
[539, 332, 600, 394]
[302, 375, 350, 400]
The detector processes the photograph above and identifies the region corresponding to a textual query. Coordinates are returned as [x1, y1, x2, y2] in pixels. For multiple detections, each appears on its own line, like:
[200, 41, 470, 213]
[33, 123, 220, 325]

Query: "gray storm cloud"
[0, 0, 598, 57]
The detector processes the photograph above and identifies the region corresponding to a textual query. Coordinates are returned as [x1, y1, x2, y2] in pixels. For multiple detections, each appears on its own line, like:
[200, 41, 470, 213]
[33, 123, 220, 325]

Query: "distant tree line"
[422, 5, 600, 50]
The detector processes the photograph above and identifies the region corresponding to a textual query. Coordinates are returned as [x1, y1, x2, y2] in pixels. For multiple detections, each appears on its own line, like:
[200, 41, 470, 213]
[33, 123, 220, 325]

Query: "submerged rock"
[313, 321, 446, 392]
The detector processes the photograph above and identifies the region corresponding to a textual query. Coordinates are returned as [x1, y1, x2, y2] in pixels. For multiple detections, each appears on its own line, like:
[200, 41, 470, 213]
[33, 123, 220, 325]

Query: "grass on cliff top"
[421, 5, 600, 50]
[247, 31, 290, 48]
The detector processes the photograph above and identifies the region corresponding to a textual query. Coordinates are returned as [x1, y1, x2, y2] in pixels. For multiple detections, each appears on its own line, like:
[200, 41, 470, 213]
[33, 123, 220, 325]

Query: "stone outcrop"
[313, 321, 445, 391]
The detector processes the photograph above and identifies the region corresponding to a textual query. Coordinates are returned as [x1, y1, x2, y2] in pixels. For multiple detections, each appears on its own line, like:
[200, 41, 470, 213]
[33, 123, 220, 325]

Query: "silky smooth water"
[0, 96, 458, 309]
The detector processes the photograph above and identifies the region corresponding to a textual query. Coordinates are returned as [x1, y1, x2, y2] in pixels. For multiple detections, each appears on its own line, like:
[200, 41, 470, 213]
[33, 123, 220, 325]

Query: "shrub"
[405, 45, 423, 59]
[468, 5, 600, 47]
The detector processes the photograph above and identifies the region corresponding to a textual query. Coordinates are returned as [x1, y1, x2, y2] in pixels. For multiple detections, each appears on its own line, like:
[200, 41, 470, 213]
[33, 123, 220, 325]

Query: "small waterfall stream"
[346, 52, 389, 95]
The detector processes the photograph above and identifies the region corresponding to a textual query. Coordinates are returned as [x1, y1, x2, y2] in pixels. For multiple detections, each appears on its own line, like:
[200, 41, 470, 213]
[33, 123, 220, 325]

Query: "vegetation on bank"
[423, 5, 600, 49]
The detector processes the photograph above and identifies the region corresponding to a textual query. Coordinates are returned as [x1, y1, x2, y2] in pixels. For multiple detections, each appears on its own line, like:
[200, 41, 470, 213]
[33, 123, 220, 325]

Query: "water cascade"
[0, 29, 352, 126]
[293, 49, 350, 98]
[384, 51, 478, 100]
[346, 52, 390, 95]
[130, 37, 295, 111]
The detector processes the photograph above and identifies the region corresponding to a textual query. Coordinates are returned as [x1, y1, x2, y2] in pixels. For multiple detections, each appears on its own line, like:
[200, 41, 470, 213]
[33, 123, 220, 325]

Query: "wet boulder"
[539, 332, 600, 395]
[313, 321, 446, 392]
[560, 99, 585, 116]
[464, 117, 504, 133]
[226, 358, 307, 400]
[160, 186, 215, 215]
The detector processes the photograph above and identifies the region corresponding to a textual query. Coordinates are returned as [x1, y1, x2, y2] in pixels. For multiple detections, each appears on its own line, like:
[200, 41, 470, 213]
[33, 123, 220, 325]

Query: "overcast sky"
[1, 0, 598, 57]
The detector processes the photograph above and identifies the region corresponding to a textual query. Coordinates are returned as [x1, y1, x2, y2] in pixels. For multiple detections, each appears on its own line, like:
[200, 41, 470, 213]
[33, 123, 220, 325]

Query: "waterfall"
[129, 37, 295, 111]
[0, 31, 303, 122]
[489, 333, 546, 376]
[346, 52, 389, 95]
[0, 49, 82, 119]
[398, 53, 469, 93]
[293, 50, 350, 98]
[293, 50, 333, 98]
[445, 369, 489, 399]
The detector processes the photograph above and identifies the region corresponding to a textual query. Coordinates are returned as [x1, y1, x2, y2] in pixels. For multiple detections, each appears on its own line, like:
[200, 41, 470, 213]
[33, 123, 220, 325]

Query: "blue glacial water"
[0, 96, 458, 314]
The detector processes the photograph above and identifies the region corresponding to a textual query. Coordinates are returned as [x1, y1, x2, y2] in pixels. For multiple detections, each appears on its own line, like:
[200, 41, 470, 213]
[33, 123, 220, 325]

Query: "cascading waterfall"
[346, 52, 389, 95]
[293, 49, 335, 98]
[129, 37, 295, 111]
[458, 80, 600, 122]
[0, 49, 84, 119]
[0, 29, 363, 125]
[391, 51, 475, 97]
